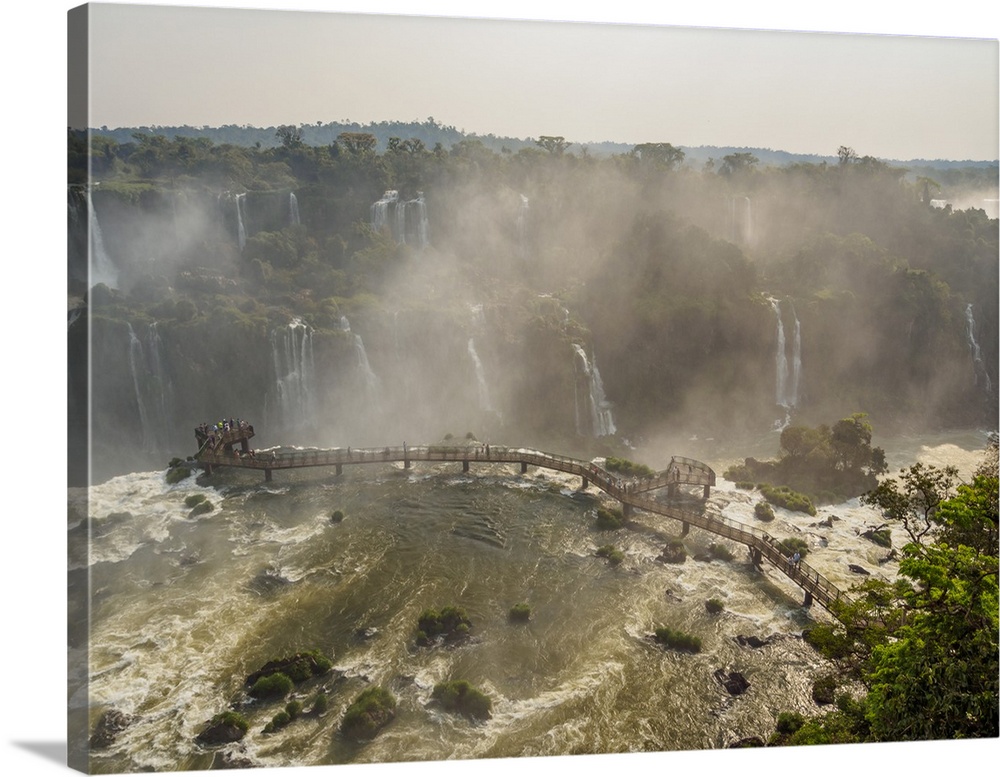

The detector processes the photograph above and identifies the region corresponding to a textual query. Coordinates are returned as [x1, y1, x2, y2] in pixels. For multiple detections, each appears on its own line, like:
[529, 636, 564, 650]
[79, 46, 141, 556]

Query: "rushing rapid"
[70, 433, 989, 772]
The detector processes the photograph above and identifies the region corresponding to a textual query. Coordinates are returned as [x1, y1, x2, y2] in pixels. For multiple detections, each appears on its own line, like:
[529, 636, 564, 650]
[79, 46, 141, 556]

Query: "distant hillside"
[88, 119, 997, 173]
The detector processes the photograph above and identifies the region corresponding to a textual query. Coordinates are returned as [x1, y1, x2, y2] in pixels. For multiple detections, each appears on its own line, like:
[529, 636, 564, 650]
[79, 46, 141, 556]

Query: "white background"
[1, 2, 997, 776]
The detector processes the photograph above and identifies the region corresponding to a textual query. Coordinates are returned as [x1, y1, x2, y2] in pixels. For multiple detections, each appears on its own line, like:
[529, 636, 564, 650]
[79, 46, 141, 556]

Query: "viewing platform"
[191, 434, 849, 616]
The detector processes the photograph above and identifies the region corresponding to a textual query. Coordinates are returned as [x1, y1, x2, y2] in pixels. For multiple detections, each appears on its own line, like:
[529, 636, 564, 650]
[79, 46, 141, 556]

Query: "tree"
[719, 152, 758, 177]
[276, 124, 304, 150]
[535, 135, 572, 155]
[631, 142, 685, 171]
[861, 461, 958, 545]
[336, 132, 378, 156]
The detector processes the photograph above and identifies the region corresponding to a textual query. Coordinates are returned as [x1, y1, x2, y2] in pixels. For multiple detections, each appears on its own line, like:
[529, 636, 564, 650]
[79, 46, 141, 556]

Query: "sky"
[76, 1, 1000, 162]
[1, 3, 999, 777]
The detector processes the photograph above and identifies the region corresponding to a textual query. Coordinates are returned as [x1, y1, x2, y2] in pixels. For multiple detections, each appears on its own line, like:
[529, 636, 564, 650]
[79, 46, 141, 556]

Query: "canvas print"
[67, 3, 999, 774]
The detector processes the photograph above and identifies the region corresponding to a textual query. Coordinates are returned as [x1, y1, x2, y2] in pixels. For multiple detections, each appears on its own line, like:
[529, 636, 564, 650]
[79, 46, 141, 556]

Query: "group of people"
[194, 417, 255, 453]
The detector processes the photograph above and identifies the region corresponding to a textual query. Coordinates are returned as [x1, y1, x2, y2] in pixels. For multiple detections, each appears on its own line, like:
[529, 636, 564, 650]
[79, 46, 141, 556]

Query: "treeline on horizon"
[73, 117, 1000, 172]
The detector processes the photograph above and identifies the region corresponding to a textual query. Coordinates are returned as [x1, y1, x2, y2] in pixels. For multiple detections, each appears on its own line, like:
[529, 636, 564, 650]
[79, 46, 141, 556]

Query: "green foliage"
[310, 692, 329, 715]
[187, 499, 213, 517]
[330, 509, 344, 523]
[210, 711, 249, 733]
[340, 686, 396, 740]
[285, 700, 303, 719]
[263, 710, 291, 734]
[431, 679, 493, 720]
[779, 537, 809, 559]
[724, 415, 886, 504]
[605, 456, 657, 479]
[759, 484, 816, 515]
[708, 543, 735, 562]
[705, 598, 724, 614]
[812, 674, 837, 705]
[416, 606, 472, 644]
[595, 506, 624, 530]
[250, 672, 294, 700]
[166, 465, 192, 485]
[861, 461, 958, 545]
[184, 494, 207, 507]
[753, 501, 775, 521]
[775, 711, 805, 736]
[653, 627, 702, 653]
[508, 603, 531, 622]
[659, 539, 687, 564]
[596, 545, 625, 565]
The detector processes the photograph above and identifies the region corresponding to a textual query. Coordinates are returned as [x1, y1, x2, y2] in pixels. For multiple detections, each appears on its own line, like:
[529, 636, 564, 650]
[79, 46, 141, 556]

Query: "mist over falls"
[68, 133, 999, 481]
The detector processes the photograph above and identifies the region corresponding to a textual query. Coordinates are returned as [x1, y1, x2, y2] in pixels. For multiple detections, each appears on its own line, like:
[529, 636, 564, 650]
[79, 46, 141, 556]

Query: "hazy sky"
[78, 1, 999, 161]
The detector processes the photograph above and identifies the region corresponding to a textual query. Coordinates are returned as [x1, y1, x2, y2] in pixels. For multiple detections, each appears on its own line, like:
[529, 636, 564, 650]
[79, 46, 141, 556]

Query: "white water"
[965, 303, 992, 394]
[517, 194, 530, 257]
[88, 189, 119, 288]
[730, 195, 752, 245]
[572, 344, 616, 438]
[371, 190, 399, 235]
[126, 324, 154, 451]
[468, 338, 494, 414]
[341, 316, 381, 403]
[235, 193, 247, 251]
[408, 192, 430, 248]
[270, 318, 315, 433]
[288, 192, 300, 226]
[770, 298, 801, 428]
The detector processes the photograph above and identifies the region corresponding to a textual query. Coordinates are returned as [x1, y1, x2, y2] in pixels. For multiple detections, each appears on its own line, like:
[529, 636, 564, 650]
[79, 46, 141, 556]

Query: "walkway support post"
[336, 464, 343, 476]
[704, 484, 711, 499]
[463, 460, 469, 473]
[520, 461, 528, 474]
[803, 592, 813, 608]
[582, 476, 589, 489]
[622, 502, 632, 518]
[264, 468, 272, 482]
[681, 521, 690, 537]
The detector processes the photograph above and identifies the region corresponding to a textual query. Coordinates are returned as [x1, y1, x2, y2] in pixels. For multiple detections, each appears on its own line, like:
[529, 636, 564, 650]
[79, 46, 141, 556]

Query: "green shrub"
[285, 700, 303, 719]
[417, 606, 472, 644]
[653, 627, 702, 653]
[759, 484, 816, 516]
[775, 711, 805, 735]
[188, 500, 213, 517]
[812, 674, 837, 705]
[431, 680, 493, 720]
[596, 545, 625, 565]
[658, 540, 687, 564]
[184, 494, 207, 507]
[340, 686, 396, 740]
[862, 527, 891, 548]
[310, 692, 329, 715]
[211, 711, 249, 733]
[802, 624, 852, 661]
[263, 709, 292, 734]
[754, 501, 775, 521]
[779, 537, 810, 559]
[709, 543, 735, 562]
[508, 603, 531, 622]
[330, 509, 344, 523]
[705, 598, 724, 614]
[735, 481, 755, 490]
[250, 672, 294, 700]
[605, 457, 657, 479]
[166, 466, 192, 485]
[595, 506, 624, 530]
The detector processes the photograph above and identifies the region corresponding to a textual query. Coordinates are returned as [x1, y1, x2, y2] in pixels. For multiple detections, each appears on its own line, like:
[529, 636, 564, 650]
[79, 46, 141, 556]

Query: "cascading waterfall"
[516, 194, 529, 257]
[468, 339, 494, 414]
[289, 192, 300, 226]
[729, 195, 753, 245]
[370, 190, 399, 236]
[408, 192, 429, 248]
[770, 297, 802, 428]
[341, 317, 381, 402]
[965, 303, 993, 394]
[270, 318, 315, 431]
[235, 193, 248, 251]
[572, 344, 616, 438]
[88, 189, 118, 288]
[146, 323, 174, 442]
[126, 324, 154, 451]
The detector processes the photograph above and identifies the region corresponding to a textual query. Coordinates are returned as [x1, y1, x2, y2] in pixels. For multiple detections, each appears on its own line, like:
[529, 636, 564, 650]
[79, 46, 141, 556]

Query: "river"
[67, 428, 992, 773]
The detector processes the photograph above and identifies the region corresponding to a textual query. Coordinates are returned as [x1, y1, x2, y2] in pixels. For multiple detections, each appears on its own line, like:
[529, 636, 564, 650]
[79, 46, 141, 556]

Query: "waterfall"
[409, 192, 429, 248]
[371, 190, 399, 235]
[468, 339, 494, 414]
[341, 317, 381, 401]
[126, 325, 154, 450]
[729, 195, 752, 245]
[271, 318, 315, 431]
[572, 344, 616, 438]
[770, 298, 802, 428]
[517, 195, 529, 257]
[965, 304, 993, 394]
[289, 192, 300, 226]
[235, 193, 247, 251]
[146, 323, 174, 439]
[88, 189, 118, 288]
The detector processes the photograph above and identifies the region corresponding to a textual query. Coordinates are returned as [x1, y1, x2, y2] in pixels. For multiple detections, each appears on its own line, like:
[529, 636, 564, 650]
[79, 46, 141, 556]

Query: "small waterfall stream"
[572, 343, 616, 438]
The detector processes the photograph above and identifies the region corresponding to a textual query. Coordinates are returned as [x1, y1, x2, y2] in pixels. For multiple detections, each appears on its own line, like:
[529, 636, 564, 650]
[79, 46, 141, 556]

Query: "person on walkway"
[790, 551, 801, 568]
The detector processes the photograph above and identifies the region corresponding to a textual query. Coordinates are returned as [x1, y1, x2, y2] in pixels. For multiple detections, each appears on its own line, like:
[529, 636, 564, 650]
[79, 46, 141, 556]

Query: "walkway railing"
[195, 442, 848, 615]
